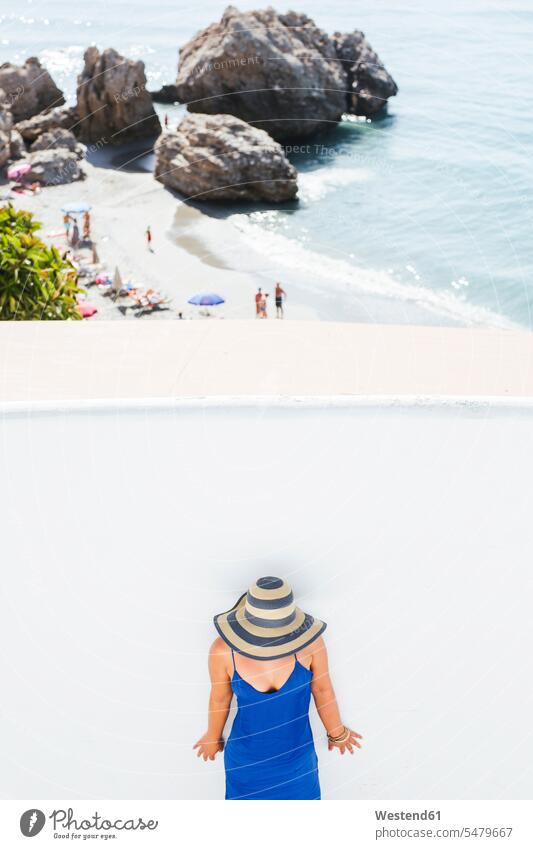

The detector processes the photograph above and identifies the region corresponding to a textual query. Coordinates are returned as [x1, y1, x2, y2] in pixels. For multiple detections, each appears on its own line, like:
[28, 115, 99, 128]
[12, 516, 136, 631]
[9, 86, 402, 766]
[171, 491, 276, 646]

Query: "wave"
[297, 167, 372, 203]
[229, 216, 519, 330]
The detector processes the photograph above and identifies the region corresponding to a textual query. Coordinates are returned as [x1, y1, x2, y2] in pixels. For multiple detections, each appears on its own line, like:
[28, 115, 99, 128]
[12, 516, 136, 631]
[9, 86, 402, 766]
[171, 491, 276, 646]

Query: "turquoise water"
[1, 0, 532, 327]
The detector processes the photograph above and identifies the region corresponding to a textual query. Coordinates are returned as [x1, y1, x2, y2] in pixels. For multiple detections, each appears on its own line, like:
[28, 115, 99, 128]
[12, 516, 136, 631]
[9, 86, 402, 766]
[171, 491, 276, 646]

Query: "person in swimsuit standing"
[275, 282, 286, 318]
[71, 220, 80, 248]
[255, 287, 262, 317]
[194, 576, 362, 799]
[83, 211, 91, 241]
[259, 292, 269, 319]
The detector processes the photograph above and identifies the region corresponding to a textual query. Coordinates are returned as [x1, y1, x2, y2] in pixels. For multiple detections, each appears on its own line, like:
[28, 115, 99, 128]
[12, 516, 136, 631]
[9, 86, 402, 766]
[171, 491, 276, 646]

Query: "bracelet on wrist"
[327, 726, 344, 740]
[327, 725, 350, 744]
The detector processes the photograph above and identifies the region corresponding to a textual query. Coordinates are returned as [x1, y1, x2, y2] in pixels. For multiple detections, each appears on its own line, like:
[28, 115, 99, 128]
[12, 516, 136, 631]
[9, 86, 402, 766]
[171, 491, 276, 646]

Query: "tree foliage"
[0, 203, 82, 320]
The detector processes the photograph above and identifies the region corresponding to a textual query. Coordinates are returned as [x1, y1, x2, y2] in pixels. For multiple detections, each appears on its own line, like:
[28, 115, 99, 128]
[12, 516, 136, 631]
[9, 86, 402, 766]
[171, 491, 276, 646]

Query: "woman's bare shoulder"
[208, 638, 233, 679]
[209, 637, 231, 657]
[310, 635, 327, 654]
[298, 635, 327, 665]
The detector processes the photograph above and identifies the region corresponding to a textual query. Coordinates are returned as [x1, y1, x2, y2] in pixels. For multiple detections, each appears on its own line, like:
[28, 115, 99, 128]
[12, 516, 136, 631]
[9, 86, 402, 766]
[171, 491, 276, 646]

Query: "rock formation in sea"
[76, 47, 161, 144]
[0, 58, 64, 122]
[24, 149, 85, 185]
[9, 129, 25, 161]
[30, 127, 86, 159]
[175, 6, 347, 140]
[154, 112, 297, 201]
[333, 31, 398, 116]
[149, 84, 180, 104]
[0, 92, 12, 168]
[2, 105, 85, 172]
[15, 107, 79, 144]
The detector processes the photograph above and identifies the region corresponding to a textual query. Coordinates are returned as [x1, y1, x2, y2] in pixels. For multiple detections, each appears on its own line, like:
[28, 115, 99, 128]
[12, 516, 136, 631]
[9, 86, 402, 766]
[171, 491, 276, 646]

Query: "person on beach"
[259, 292, 269, 318]
[63, 214, 72, 238]
[275, 282, 286, 318]
[146, 225, 153, 252]
[164, 114, 169, 129]
[194, 576, 362, 799]
[71, 220, 80, 248]
[83, 211, 91, 241]
[255, 287, 262, 317]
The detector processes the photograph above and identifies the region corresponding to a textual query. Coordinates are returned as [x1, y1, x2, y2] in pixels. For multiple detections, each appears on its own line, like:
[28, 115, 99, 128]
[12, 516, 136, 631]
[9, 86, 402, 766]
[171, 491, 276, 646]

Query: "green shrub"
[0, 203, 82, 320]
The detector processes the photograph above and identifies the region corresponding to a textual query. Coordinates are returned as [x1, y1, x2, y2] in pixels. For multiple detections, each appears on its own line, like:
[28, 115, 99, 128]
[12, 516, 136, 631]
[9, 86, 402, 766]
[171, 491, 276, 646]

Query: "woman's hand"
[328, 727, 363, 755]
[193, 732, 224, 761]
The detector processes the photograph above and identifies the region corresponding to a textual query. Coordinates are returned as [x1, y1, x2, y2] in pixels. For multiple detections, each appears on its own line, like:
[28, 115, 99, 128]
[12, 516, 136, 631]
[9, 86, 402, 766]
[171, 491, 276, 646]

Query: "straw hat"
[214, 576, 327, 660]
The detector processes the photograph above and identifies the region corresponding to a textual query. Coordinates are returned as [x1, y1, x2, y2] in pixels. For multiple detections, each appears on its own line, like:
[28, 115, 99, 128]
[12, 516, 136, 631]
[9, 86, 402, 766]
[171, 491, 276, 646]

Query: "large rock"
[10, 129, 25, 161]
[0, 58, 64, 122]
[76, 47, 161, 144]
[24, 149, 85, 185]
[333, 30, 398, 116]
[175, 6, 347, 140]
[154, 112, 297, 202]
[30, 127, 85, 159]
[0, 92, 12, 167]
[149, 84, 180, 104]
[15, 106, 78, 143]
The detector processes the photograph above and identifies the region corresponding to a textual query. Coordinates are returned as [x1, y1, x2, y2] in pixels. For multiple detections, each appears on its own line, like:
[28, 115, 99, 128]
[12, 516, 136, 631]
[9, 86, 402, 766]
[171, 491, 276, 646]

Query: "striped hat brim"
[214, 592, 327, 660]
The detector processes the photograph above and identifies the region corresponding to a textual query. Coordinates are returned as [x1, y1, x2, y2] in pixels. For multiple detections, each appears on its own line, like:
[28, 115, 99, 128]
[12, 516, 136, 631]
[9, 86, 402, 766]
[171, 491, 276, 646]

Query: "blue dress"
[224, 651, 321, 800]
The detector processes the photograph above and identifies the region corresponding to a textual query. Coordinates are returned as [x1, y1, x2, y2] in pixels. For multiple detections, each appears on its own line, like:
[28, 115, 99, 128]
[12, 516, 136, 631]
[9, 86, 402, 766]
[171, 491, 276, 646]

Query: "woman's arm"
[309, 636, 363, 756]
[193, 638, 233, 761]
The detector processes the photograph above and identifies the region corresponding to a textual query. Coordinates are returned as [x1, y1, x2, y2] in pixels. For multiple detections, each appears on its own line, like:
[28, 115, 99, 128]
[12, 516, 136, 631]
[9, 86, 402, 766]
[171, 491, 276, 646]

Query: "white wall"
[1, 404, 532, 799]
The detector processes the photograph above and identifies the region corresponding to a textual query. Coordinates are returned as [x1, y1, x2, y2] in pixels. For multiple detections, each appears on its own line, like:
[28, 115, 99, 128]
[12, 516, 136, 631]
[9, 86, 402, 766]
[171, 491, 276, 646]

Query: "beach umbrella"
[113, 266, 123, 289]
[110, 266, 124, 299]
[188, 292, 225, 306]
[61, 202, 92, 214]
[7, 162, 31, 181]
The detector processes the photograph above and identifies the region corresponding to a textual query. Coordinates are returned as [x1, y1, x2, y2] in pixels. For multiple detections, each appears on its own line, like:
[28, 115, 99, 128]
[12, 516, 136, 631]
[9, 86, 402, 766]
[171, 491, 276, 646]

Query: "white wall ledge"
[3, 394, 533, 416]
[1, 319, 533, 402]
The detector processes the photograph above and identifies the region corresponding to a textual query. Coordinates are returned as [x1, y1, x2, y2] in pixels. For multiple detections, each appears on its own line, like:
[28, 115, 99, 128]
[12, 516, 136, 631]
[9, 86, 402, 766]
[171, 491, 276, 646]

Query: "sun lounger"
[134, 298, 171, 317]
[135, 291, 170, 311]
[117, 289, 171, 317]
[96, 276, 133, 299]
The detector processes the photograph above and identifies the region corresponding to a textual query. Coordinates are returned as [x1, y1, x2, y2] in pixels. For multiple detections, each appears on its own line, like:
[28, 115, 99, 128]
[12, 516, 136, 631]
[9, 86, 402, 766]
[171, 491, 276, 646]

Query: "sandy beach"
[5, 146, 521, 329]
[4, 155, 324, 322]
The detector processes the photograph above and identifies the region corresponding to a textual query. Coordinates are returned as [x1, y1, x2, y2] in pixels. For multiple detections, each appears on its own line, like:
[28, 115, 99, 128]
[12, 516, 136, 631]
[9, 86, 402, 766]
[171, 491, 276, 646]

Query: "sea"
[1, 0, 532, 328]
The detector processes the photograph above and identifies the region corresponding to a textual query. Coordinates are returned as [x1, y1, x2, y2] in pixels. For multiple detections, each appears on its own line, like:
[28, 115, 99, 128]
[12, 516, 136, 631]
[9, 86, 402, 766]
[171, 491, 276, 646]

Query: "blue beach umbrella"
[61, 202, 92, 214]
[188, 292, 225, 306]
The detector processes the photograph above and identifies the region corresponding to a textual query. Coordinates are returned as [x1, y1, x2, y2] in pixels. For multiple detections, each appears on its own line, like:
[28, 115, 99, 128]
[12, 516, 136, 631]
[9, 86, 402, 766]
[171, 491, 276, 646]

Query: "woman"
[194, 576, 362, 799]
[71, 219, 80, 248]
[83, 210, 91, 240]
